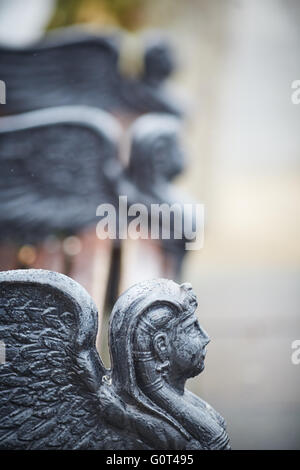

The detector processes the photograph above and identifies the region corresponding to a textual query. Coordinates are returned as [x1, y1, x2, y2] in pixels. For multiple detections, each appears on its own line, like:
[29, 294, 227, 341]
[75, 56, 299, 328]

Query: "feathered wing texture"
[0, 106, 122, 242]
[0, 270, 139, 450]
[0, 33, 120, 115]
[0, 29, 181, 117]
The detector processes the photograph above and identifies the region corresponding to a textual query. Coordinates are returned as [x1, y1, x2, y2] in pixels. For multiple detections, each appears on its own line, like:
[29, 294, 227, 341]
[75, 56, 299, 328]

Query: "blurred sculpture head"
[127, 114, 185, 189]
[142, 34, 176, 85]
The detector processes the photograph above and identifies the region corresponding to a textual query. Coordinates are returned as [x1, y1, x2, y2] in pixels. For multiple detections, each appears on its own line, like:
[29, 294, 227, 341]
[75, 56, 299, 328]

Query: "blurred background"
[0, 0, 300, 449]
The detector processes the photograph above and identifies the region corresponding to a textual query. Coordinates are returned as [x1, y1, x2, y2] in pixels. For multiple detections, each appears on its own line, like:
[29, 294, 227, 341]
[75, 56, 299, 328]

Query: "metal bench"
[0, 105, 193, 352]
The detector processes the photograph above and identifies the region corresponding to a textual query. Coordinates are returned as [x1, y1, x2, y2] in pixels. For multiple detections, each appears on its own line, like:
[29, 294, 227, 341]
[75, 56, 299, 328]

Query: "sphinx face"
[170, 314, 210, 380]
[152, 134, 185, 181]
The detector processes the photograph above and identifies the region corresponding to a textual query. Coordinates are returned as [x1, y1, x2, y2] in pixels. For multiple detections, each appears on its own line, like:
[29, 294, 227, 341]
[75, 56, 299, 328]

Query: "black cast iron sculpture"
[0, 27, 182, 117]
[0, 269, 230, 450]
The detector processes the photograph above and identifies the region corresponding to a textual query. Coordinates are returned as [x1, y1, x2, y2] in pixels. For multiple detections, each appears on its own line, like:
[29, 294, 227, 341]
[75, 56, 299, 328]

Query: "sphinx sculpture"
[0, 108, 191, 274]
[0, 108, 183, 242]
[0, 270, 230, 450]
[110, 112, 195, 274]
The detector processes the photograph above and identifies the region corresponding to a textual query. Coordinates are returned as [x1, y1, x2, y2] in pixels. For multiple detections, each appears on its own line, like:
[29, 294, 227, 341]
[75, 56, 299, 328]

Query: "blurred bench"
[0, 26, 183, 120]
[0, 106, 192, 352]
[0, 26, 194, 356]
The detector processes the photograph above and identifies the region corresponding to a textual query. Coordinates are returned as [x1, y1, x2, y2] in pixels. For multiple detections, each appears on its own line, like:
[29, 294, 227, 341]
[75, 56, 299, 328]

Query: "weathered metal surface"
[0, 270, 230, 449]
[0, 106, 121, 243]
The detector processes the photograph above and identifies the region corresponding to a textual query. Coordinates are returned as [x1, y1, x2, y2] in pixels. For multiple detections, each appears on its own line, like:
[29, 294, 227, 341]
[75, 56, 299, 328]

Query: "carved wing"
[0, 27, 182, 117]
[0, 106, 121, 243]
[0, 269, 139, 449]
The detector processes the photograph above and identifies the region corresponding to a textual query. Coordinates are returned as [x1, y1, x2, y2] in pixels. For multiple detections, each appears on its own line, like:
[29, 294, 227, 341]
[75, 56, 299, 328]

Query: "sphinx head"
[126, 114, 185, 189]
[109, 279, 210, 397]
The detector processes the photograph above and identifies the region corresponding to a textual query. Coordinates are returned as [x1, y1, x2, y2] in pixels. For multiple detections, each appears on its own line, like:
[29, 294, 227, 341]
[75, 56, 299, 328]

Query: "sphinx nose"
[200, 326, 210, 345]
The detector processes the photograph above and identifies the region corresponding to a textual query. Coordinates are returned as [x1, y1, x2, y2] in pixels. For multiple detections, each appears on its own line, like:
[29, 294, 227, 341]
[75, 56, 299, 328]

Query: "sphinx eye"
[185, 321, 198, 334]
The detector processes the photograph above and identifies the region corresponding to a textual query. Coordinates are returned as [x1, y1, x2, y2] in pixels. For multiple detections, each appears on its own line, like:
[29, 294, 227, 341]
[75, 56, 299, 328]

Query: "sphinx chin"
[185, 362, 205, 380]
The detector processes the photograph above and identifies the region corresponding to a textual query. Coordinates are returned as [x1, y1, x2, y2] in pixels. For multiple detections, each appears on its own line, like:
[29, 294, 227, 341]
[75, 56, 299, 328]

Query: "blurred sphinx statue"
[0, 269, 230, 450]
[0, 108, 186, 238]
[0, 107, 193, 275]
[108, 112, 197, 273]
